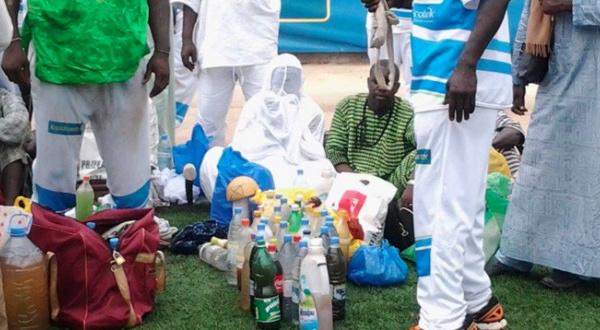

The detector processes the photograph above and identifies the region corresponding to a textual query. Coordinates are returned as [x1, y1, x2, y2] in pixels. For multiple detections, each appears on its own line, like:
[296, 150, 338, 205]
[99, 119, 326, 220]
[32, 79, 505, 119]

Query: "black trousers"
[383, 201, 414, 252]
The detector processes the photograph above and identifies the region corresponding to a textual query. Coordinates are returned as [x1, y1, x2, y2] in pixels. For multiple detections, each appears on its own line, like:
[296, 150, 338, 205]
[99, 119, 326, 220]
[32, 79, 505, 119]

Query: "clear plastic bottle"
[211, 237, 228, 248]
[302, 229, 312, 242]
[227, 207, 245, 286]
[293, 168, 309, 188]
[76, 175, 95, 222]
[280, 197, 292, 223]
[157, 133, 173, 170]
[237, 219, 252, 290]
[0, 223, 49, 330]
[259, 218, 274, 240]
[299, 218, 310, 237]
[240, 233, 256, 312]
[275, 220, 289, 251]
[268, 244, 283, 313]
[270, 213, 282, 239]
[335, 211, 351, 263]
[314, 168, 335, 202]
[292, 240, 309, 325]
[301, 238, 333, 330]
[311, 209, 328, 238]
[288, 205, 303, 234]
[252, 210, 262, 234]
[325, 217, 338, 239]
[278, 234, 297, 322]
[199, 243, 229, 271]
[326, 237, 347, 322]
[320, 226, 331, 252]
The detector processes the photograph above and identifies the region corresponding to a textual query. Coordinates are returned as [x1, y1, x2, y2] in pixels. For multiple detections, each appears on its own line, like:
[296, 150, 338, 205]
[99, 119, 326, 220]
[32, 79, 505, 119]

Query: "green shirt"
[326, 94, 416, 193]
[25, 0, 149, 84]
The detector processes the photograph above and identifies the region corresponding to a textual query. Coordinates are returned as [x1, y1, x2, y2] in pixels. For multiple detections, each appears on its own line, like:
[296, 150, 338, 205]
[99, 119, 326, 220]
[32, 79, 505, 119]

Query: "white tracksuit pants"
[413, 108, 498, 330]
[196, 64, 267, 147]
[173, 8, 199, 127]
[32, 64, 150, 213]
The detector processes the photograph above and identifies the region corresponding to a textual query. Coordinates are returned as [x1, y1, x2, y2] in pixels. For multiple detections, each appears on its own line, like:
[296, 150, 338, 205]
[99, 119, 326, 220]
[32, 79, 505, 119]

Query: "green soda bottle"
[288, 205, 303, 234]
[76, 176, 95, 222]
[252, 240, 281, 329]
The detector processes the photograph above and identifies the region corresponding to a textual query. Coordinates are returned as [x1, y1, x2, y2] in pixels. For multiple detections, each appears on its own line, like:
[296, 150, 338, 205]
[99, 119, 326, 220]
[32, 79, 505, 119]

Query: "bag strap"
[111, 253, 138, 328]
[155, 251, 166, 292]
[47, 252, 60, 322]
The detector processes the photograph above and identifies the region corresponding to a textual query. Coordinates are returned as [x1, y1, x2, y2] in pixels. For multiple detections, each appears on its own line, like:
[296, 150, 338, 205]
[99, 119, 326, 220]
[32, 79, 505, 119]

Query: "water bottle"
[299, 218, 310, 237]
[275, 221, 288, 251]
[278, 234, 298, 322]
[335, 211, 351, 263]
[0, 220, 50, 330]
[326, 237, 347, 322]
[303, 229, 312, 242]
[240, 233, 256, 312]
[280, 197, 291, 223]
[293, 168, 309, 188]
[199, 242, 229, 271]
[314, 168, 334, 201]
[157, 133, 173, 170]
[326, 217, 338, 239]
[227, 207, 245, 286]
[76, 175, 94, 222]
[292, 240, 309, 325]
[320, 226, 330, 252]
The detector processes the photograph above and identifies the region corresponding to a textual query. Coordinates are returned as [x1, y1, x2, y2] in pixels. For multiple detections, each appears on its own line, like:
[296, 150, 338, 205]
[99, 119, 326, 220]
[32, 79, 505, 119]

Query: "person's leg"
[395, 29, 412, 96]
[383, 200, 414, 252]
[196, 67, 236, 147]
[413, 109, 498, 330]
[0, 160, 23, 206]
[90, 65, 150, 209]
[238, 64, 268, 100]
[172, 7, 198, 127]
[32, 77, 89, 213]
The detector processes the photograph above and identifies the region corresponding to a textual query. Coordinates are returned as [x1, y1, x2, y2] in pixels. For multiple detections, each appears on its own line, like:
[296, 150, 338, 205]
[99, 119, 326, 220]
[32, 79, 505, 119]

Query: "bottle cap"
[281, 197, 288, 204]
[160, 134, 168, 140]
[304, 205, 313, 212]
[320, 226, 329, 235]
[297, 169, 304, 175]
[292, 205, 300, 211]
[210, 237, 220, 245]
[9, 226, 27, 237]
[274, 205, 282, 212]
[109, 238, 119, 250]
[339, 210, 347, 217]
[256, 233, 265, 242]
[274, 216, 282, 224]
[241, 218, 250, 227]
[299, 240, 308, 248]
[268, 244, 277, 252]
[260, 218, 269, 224]
[320, 210, 328, 217]
[256, 240, 266, 247]
[275, 193, 283, 200]
[331, 236, 340, 246]
[234, 207, 242, 215]
[82, 175, 91, 182]
[280, 221, 288, 228]
[86, 222, 96, 230]
[326, 216, 334, 222]
[253, 210, 261, 217]
[303, 229, 311, 237]
[326, 220, 334, 228]
[301, 218, 309, 225]
[293, 235, 301, 243]
[257, 223, 266, 231]
[269, 238, 277, 246]
[284, 234, 292, 243]
[296, 194, 303, 201]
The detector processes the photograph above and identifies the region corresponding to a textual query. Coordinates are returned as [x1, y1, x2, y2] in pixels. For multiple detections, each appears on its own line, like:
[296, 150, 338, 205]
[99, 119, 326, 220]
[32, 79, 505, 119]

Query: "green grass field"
[141, 205, 600, 330]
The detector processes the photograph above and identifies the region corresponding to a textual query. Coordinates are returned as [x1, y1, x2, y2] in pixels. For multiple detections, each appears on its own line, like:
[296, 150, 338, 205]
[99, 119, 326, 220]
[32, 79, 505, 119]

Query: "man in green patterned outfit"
[326, 60, 415, 250]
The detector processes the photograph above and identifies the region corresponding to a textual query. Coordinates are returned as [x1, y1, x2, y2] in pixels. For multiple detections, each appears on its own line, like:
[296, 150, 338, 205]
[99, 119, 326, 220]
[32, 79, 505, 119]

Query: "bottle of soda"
[250, 233, 265, 317]
[278, 234, 297, 322]
[291, 240, 309, 325]
[288, 205, 302, 234]
[320, 226, 331, 252]
[76, 175, 95, 222]
[268, 243, 283, 305]
[252, 240, 281, 329]
[326, 237, 347, 322]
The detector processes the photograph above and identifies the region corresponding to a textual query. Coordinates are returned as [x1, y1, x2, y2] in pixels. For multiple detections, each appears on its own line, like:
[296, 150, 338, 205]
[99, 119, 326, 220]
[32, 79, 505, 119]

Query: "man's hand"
[444, 64, 477, 123]
[143, 53, 169, 98]
[335, 163, 354, 173]
[361, 0, 384, 12]
[181, 40, 197, 72]
[1, 41, 30, 85]
[540, 0, 572, 15]
[511, 85, 527, 116]
[400, 184, 413, 209]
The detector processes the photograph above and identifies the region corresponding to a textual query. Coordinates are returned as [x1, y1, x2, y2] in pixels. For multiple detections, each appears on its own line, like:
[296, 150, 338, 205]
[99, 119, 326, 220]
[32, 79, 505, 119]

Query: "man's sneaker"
[470, 296, 508, 330]
[541, 269, 582, 290]
[409, 318, 478, 330]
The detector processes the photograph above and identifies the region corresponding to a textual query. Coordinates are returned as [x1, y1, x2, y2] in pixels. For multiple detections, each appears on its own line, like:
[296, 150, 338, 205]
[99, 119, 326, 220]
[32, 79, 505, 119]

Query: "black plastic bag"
[169, 220, 228, 255]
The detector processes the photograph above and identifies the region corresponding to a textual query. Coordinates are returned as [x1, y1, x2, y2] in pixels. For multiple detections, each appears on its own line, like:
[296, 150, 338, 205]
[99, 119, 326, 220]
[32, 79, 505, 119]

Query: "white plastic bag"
[199, 146, 224, 202]
[325, 173, 397, 246]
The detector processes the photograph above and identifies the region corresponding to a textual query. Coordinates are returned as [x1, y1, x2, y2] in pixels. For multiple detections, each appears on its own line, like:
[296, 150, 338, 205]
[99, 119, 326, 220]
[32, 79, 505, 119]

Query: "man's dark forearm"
[456, 0, 509, 70]
[5, 0, 20, 38]
[148, 0, 170, 52]
[182, 5, 198, 43]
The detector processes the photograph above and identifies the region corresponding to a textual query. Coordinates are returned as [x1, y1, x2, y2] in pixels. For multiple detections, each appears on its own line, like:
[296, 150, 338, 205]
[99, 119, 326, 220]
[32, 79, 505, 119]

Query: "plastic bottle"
[335, 211, 351, 263]
[299, 218, 310, 237]
[320, 226, 331, 252]
[280, 197, 292, 223]
[268, 244, 283, 312]
[76, 175, 95, 222]
[211, 237, 228, 248]
[293, 168, 309, 188]
[325, 217, 338, 239]
[85, 222, 96, 230]
[299, 274, 319, 330]
[300, 238, 333, 330]
[302, 229, 312, 242]
[199, 242, 229, 271]
[240, 233, 256, 312]
[252, 240, 281, 329]
[233, 198, 251, 222]
[260, 218, 274, 240]
[250, 233, 265, 317]
[311, 209, 327, 238]
[292, 240, 309, 325]
[314, 168, 335, 201]
[326, 237, 347, 322]
[0, 222, 49, 330]
[252, 210, 262, 234]
[157, 133, 174, 170]
[304, 205, 314, 226]
[263, 191, 277, 221]
[288, 205, 303, 234]
[271, 213, 282, 238]
[278, 234, 297, 322]
[227, 207, 245, 286]
[293, 234, 301, 248]
[237, 219, 252, 290]
[295, 194, 304, 209]
[275, 221, 289, 251]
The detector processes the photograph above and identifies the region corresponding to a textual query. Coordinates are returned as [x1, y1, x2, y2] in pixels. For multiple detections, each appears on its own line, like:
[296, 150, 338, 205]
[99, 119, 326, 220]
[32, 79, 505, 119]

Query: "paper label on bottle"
[331, 283, 347, 301]
[274, 274, 283, 294]
[255, 296, 281, 323]
[249, 279, 255, 296]
[283, 279, 293, 297]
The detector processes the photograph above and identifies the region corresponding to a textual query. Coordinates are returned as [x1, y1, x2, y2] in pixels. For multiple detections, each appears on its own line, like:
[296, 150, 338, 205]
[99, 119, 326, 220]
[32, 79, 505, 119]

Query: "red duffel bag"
[28, 203, 165, 329]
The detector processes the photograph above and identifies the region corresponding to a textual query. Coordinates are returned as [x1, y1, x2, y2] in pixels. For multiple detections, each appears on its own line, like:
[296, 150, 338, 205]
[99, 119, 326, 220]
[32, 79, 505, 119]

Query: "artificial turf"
[139, 204, 600, 329]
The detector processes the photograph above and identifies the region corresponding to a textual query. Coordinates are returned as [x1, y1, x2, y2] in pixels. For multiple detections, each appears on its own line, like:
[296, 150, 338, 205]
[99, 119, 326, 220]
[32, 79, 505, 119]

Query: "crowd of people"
[1, 0, 599, 329]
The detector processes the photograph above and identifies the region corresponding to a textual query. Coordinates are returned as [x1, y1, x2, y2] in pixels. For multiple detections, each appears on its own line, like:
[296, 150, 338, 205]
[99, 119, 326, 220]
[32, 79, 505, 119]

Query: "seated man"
[0, 88, 30, 205]
[326, 60, 415, 250]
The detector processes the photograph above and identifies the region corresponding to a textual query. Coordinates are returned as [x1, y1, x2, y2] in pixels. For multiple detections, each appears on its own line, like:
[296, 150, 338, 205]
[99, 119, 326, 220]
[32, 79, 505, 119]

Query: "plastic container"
[326, 237, 346, 322]
[233, 198, 251, 221]
[237, 219, 252, 289]
[278, 235, 297, 322]
[252, 210, 262, 234]
[211, 237, 228, 248]
[271, 214, 282, 240]
[76, 175, 94, 221]
[325, 217, 338, 238]
[320, 226, 331, 252]
[288, 205, 302, 234]
[252, 241, 281, 329]
[249, 233, 265, 317]
[292, 240, 309, 325]
[300, 238, 333, 330]
[275, 220, 289, 251]
[227, 207, 245, 286]
[240, 233, 255, 312]
[314, 168, 334, 201]
[157, 133, 173, 170]
[199, 243, 228, 271]
[268, 244, 283, 310]
[293, 168, 309, 188]
[299, 218, 310, 238]
[0, 221, 49, 330]
[311, 209, 328, 238]
[335, 211, 351, 263]
[280, 197, 292, 224]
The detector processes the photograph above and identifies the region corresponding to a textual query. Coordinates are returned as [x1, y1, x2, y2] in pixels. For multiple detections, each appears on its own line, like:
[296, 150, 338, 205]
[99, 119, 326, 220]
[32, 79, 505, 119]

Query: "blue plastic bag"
[348, 240, 409, 287]
[210, 147, 275, 227]
[173, 124, 210, 187]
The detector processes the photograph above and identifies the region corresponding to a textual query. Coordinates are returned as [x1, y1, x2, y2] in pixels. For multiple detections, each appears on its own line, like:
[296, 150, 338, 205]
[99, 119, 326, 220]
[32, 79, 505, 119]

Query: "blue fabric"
[175, 102, 189, 125]
[112, 181, 150, 209]
[348, 240, 409, 287]
[210, 147, 275, 227]
[416, 247, 432, 277]
[173, 124, 210, 187]
[35, 184, 75, 213]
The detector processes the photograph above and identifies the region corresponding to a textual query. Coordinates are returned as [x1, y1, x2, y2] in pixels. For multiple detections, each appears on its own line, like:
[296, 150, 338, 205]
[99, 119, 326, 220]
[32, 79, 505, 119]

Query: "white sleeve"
[170, 0, 201, 13]
[461, 0, 480, 10]
[0, 2, 14, 53]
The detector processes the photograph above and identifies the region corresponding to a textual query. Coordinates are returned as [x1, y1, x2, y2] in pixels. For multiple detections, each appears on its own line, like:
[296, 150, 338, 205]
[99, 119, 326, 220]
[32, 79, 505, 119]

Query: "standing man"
[177, 0, 281, 147]
[2, 0, 170, 212]
[362, 0, 512, 329]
